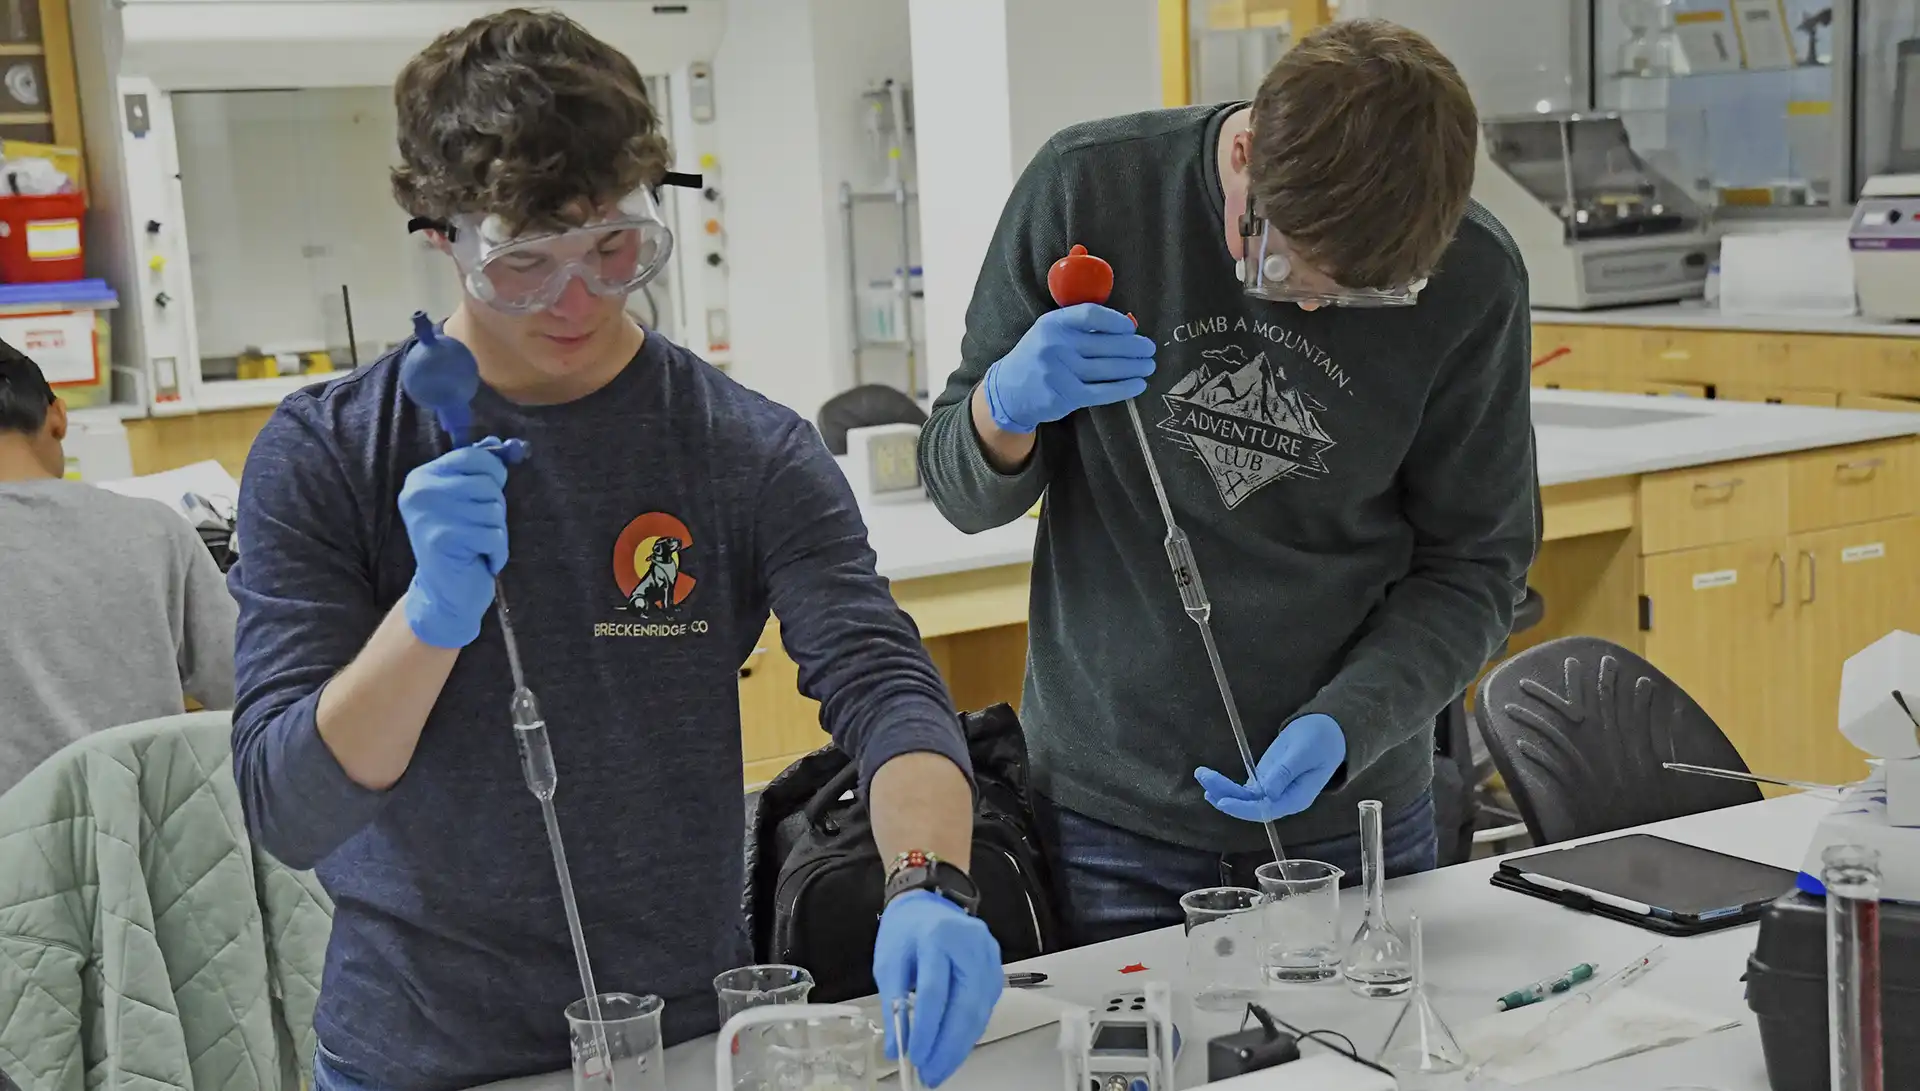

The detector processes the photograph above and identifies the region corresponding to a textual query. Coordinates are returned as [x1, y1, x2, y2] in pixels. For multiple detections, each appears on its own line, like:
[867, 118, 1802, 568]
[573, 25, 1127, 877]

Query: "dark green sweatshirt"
[918, 103, 1538, 852]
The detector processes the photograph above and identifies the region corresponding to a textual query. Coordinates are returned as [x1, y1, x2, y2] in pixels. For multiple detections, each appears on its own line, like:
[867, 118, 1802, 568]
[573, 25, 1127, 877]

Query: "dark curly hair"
[391, 8, 672, 235]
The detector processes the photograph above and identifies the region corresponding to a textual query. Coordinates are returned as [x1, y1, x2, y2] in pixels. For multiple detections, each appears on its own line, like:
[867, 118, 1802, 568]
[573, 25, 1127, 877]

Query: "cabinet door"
[1641, 539, 1795, 773]
[738, 619, 827, 788]
[1791, 516, 1920, 785]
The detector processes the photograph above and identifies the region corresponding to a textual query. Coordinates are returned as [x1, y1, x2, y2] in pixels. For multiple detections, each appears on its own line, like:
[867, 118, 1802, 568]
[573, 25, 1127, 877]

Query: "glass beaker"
[567, 992, 665, 1091]
[1342, 799, 1412, 998]
[1823, 845, 1884, 1091]
[715, 1003, 880, 1091]
[1180, 886, 1266, 1011]
[716, 965, 816, 1024]
[716, 966, 817, 1089]
[1255, 859, 1344, 983]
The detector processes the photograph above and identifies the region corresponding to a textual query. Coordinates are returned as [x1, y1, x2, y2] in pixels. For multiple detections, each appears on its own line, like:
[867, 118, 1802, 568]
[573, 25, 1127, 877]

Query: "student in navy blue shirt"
[227, 12, 1000, 1091]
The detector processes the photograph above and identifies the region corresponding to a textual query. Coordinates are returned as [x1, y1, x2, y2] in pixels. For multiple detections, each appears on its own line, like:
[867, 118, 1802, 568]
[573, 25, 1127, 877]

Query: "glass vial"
[1823, 845, 1884, 1091]
[1342, 799, 1412, 998]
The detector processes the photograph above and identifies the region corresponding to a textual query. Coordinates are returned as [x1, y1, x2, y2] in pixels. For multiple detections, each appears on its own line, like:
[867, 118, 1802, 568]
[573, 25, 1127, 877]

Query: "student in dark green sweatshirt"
[918, 20, 1537, 945]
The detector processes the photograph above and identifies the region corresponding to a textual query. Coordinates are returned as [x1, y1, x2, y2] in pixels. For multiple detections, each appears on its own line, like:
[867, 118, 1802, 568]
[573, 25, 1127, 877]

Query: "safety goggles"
[408, 173, 700, 315]
[1236, 210, 1427, 308]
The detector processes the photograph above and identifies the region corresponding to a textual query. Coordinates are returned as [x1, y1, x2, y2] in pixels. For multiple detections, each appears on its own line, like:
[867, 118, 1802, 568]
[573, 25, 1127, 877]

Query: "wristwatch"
[884, 850, 983, 916]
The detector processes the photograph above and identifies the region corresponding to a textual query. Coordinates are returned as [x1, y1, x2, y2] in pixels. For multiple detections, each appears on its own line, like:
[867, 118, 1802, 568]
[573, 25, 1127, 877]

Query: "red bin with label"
[0, 192, 86, 284]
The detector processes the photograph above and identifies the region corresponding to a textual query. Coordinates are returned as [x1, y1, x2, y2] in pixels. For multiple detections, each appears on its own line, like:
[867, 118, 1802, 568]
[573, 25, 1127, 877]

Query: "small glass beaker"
[1180, 886, 1266, 1011]
[715, 1003, 880, 1091]
[567, 992, 665, 1091]
[716, 966, 817, 1089]
[1255, 859, 1345, 983]
[716, 964, 816, 1024]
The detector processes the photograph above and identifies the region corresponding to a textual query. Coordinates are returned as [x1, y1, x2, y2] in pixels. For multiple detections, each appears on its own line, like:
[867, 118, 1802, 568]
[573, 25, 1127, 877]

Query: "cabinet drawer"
[1786, 438, 1917, 534]
[1640, 457, 1788, 555]
[1717, 384, 1840, 408]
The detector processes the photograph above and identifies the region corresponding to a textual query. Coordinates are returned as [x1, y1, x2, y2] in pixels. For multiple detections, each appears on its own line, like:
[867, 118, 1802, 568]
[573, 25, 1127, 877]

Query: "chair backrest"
[815, 384, 927, 455]
[1473, 636, 1763, 846]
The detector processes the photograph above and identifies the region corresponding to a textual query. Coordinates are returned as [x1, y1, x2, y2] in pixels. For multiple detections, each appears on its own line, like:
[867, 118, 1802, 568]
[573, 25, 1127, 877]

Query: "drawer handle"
[1692, 477, 1744, 497]
[1770, 552, 1786, 608]
[1800, 550, 1818, 604]
[1837, 458, 1885, 475]
[739, 646, 770, 679]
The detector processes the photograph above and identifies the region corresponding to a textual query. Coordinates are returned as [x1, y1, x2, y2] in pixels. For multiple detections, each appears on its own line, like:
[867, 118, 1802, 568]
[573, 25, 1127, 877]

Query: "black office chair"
[815, 384, 927, 456]
[1473, 636, 1763, 847]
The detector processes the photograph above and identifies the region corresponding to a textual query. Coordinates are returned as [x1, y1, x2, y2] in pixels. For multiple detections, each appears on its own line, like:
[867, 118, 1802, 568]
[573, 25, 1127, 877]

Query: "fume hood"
[72, 0, 729, 415]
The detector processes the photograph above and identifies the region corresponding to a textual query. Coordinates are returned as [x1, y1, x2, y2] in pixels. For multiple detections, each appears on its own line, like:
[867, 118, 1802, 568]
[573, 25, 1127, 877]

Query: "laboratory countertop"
[1533, 301, 1920, 338]
[480, 792, 1829, 1091]
[855, 390, 1920, 585]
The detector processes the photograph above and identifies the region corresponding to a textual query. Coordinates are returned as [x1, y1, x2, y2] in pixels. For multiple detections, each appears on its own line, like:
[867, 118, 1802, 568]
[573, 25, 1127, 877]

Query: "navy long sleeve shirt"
[229, 329, 969, 1091]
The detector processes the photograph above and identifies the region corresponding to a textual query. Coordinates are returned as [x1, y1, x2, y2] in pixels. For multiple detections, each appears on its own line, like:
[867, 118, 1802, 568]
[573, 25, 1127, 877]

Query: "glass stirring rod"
[1046, 245, 1285, 866]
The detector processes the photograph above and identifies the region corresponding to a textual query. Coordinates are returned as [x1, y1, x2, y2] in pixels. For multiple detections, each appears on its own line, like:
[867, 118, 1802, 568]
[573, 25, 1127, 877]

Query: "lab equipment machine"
[1055, 985, 1180, 1091]
[1474, 113, 1717, 309]
[1850, 37, 1920, 320]
[1834, 630, 1920, 828]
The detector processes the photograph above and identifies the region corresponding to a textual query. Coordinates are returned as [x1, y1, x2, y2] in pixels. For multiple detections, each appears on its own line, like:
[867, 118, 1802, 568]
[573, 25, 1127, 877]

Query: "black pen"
[1005, 972, 1048, 988]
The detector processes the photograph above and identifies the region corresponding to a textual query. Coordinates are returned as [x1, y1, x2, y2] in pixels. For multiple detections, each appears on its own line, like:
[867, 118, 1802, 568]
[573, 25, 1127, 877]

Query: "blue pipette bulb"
[399, 311, 479, 446]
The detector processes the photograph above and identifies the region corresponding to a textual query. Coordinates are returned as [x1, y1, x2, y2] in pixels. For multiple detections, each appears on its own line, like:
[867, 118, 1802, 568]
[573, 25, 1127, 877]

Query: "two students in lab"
[227, 10, 1533, 1091]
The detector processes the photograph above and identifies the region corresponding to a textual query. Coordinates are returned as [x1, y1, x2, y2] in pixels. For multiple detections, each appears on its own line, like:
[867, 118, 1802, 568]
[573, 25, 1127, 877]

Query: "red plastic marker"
[1119, 963, 1148, 975]
[1048, 243, 1136, 327]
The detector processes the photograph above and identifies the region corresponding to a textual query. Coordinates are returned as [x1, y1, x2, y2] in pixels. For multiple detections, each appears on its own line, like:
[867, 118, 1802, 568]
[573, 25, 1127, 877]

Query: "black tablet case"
[1490, 833, 1799, 937]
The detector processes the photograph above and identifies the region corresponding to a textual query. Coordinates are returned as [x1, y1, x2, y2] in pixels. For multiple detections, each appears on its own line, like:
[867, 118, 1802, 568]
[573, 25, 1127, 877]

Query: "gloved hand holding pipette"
[1197, 713, 1347, 823]
[397, 440, 513, 649]
[980, 302, 1156, 434]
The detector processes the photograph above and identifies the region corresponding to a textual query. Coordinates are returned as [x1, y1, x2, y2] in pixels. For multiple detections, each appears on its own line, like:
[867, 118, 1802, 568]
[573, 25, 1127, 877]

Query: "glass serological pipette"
[1047, 246, 1286, 867]
[397, 313, 611, 1074]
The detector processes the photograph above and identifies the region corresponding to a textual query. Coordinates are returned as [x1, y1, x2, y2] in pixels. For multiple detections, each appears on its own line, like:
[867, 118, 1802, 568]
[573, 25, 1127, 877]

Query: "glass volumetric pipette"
[496, 582, 605, 1032]
[1121, 397, 1287, 868]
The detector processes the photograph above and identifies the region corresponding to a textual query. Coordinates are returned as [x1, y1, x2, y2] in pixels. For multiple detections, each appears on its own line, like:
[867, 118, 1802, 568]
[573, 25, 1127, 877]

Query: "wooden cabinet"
[1642, 539, 1795, 773]
[1718, 385, 1839, 408]
[1529, 323, 1920, 405]
[1788, 517, 1920, 785]
[1639, 438, 1920, 784]
[738, 619, 826, 789]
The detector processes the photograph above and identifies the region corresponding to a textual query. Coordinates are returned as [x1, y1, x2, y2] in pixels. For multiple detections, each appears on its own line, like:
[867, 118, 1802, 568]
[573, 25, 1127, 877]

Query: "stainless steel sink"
[1532, 401, 1705, 429]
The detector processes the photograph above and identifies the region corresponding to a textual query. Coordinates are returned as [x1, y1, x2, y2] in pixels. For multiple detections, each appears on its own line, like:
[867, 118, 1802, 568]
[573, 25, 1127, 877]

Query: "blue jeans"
[313, 1042, 376, 1091]
[1036, 789, 1437, 948]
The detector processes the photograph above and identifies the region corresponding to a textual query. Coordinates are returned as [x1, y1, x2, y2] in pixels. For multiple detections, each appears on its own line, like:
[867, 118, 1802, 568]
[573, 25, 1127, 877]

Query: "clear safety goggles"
[408, 173, 700, 315]
[1236, 210, 1427, 308]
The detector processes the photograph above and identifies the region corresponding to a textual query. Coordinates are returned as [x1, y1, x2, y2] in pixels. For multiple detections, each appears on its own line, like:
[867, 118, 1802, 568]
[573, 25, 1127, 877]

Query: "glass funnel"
[1378, 915, 1467, 1081]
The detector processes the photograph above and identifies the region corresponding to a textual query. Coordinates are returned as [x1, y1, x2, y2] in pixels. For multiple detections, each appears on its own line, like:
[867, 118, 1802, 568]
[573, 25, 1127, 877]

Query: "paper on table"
[95, 460, 240, 523]
[1456, 988, 1741, 1085]
[853, 988, 1072, 1079]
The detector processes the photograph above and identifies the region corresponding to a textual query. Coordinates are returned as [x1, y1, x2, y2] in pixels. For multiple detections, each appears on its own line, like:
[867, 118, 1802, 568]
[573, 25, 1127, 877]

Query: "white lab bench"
[477, 793, 1828, 1091]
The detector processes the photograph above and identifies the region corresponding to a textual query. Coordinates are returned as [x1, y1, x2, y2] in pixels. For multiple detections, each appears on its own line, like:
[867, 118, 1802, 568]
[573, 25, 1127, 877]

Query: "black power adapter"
[1206, 1006, 1302, 1081]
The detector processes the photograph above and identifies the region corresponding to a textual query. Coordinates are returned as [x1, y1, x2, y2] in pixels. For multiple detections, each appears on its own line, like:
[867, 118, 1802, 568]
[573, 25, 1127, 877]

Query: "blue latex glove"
[982, 302, 1157, 434]
[1194, 713, 1347, 823]
[399, 438, 513, 649]
[873, 890, 1004, 1087]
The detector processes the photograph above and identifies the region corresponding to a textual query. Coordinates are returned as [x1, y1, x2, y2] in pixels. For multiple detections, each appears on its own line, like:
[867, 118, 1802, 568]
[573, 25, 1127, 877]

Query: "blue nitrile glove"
[874, 890, 1004, 1087]
[1195, 713, 1347, 823]
[398, 438, 515, 649]
[981, 302, 1157, 434]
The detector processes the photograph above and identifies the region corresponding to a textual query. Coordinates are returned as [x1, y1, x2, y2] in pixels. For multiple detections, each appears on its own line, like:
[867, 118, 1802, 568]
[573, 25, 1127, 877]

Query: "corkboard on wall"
[123, 406, 275, 478]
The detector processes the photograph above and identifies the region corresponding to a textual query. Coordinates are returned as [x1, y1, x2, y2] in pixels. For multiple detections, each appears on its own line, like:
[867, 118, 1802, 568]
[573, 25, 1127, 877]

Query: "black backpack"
[744, 704, 1061, 1002]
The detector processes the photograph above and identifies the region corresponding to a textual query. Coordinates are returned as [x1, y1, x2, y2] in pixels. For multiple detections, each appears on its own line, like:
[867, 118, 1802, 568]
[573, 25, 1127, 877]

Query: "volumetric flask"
[568, 992, 665, 1091]
[1180, 886, 1266, 1011]
[1343, 799, 1412, 998]
[1255, 859, 1344, 983]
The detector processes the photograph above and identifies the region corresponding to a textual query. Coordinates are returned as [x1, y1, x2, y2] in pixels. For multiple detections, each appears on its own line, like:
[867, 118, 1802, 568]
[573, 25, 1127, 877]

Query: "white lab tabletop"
[1534, 301, 1920, 339]
[479, 792, 1826, 1091]
[853, 392, 1920, 583]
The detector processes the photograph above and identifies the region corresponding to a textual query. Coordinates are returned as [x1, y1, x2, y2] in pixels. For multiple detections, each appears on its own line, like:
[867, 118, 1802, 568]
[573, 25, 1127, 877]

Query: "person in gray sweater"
[919, 20, 1537, 944]
[0, 343, 236, 793]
